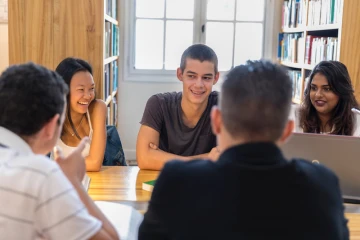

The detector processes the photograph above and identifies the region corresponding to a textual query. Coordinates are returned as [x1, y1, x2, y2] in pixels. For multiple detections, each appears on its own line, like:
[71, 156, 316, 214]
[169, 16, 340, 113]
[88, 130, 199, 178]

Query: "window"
[123, 0, 272, 81]
[134, 0, 195, 70]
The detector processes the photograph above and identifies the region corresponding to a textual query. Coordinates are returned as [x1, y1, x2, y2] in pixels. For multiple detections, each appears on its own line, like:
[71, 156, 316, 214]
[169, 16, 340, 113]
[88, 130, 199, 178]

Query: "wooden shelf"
[282, 27, 305, 33]
[303, 64, 315, 70]
[280, 61, 303, 69]
[306, 24, 340, 31]
[281, 61, 317, 71]
[282, 24, 340, 33]
[105, 14, 119, 25]
[104, 56, 119, 65]
[105, 90, 118, 106]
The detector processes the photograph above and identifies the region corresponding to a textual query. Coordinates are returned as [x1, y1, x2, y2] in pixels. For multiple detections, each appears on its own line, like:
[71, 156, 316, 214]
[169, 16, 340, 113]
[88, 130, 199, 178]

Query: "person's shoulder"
[291, 158, 338, 183]
[32, 155, 60, 173]
[152, 92, 180, 102]
[140, 93, 179, 128]
[355, 111, 360, 121]
[291, 158, 332, 173]
[353, 112, 360, 136]
[146, 92, 180, 109]
[89, 99, 106, 111]
[87, 99, 107, 125]
[209, 91, 219, 105]
[10, 153, 60, 176]
[209, 91, 219, 98]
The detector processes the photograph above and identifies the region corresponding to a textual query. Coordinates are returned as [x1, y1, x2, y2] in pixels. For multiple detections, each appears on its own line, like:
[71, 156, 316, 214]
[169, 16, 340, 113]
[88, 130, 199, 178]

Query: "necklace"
[320, 124, 334, 135]
[66, 114, 85, 137]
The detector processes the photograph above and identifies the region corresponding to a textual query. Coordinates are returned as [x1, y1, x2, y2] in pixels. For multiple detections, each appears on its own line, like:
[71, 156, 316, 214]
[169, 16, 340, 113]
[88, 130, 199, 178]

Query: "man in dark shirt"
[138, 60, 349, 239]
[137, 44, 220, 170]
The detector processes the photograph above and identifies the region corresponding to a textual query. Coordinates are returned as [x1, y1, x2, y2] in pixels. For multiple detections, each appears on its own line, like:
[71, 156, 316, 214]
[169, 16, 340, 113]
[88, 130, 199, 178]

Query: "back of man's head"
[220, 60, 292, 141]
[0, 62, 68, 137]
[180, 44, 218, 73]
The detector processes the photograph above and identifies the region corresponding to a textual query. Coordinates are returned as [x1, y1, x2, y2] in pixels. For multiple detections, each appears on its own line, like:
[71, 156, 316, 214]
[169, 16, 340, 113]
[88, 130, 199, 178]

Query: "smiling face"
[310, 73, 339, 116]
[69, 71, 95, 114]
[177, 58, 219, 105]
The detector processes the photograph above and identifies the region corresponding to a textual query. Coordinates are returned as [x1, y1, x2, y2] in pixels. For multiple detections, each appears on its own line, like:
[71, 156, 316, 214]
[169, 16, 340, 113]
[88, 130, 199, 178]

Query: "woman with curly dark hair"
[293, 61, 360, 135]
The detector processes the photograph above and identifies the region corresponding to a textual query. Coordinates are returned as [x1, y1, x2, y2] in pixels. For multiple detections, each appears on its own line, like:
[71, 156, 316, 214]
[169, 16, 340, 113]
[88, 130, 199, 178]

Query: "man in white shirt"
[0, 63, 119, 240]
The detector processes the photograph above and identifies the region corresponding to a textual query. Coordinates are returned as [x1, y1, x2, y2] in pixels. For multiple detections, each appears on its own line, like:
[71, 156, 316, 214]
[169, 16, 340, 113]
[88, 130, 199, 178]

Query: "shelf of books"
[104, 60, 118, 126]
[104, 0, 119, 126]
[278, 0, 343, 104]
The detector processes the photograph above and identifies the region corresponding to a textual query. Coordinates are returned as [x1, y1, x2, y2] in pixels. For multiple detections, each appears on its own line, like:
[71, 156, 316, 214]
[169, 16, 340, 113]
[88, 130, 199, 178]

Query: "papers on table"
[95, 201, 144, 240]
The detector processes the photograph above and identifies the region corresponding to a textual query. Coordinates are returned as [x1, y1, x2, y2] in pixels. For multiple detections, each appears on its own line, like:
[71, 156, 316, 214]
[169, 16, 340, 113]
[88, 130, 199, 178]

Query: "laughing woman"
[55, 58, 107, 171]
[293, 61, 360, 136]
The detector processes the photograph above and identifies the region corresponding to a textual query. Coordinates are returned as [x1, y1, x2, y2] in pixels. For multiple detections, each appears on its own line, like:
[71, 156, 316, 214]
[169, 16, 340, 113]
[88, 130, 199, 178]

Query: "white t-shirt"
[0, 127, 101, 240]
[289, 104, 360, 136]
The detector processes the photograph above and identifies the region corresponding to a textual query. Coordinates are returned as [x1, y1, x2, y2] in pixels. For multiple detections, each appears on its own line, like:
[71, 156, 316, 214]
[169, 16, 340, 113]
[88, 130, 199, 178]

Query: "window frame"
[120, 0, 279, 83]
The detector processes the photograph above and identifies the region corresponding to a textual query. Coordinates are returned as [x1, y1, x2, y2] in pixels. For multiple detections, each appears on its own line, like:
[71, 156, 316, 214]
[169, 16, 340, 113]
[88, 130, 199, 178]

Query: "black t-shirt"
[140, 91, 218, 156]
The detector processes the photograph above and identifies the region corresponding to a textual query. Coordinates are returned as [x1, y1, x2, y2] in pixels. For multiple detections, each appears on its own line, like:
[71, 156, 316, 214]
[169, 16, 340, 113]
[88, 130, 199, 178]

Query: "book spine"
[297, 36, 305, 64]
[305, 35, 313, 64]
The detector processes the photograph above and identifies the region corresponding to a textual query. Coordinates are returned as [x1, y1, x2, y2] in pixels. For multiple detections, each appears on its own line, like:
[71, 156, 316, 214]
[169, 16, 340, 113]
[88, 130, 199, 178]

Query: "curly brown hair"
[299, 61, 358, 135]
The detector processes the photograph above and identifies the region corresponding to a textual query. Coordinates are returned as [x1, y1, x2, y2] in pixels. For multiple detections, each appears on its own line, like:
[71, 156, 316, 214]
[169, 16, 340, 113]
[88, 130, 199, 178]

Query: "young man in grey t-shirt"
[137, 44, 220, 170]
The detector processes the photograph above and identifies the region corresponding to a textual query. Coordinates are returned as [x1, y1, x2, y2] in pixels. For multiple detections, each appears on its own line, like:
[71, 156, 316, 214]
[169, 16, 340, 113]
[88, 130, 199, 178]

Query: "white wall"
[0, 23, 8, 73]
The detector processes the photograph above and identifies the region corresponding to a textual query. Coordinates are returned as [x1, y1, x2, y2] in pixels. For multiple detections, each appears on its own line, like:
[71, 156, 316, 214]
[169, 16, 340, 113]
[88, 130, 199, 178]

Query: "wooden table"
[88, 166, 360, 239]
[88, 166, 159, 210]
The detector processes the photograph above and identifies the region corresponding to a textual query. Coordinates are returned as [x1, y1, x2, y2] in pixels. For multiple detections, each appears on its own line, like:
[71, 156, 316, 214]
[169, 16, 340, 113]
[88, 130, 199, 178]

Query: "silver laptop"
[281, 132, 360, 202]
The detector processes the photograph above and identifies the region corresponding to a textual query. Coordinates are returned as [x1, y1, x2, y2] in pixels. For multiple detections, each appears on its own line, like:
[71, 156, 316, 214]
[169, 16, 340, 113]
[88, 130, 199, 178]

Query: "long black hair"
[299, 61, 358, 135]
[55, 57, 93, 139]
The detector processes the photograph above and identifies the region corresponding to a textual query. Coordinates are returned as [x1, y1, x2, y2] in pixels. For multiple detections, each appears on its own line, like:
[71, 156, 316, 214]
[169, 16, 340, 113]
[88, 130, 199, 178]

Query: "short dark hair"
[220, 60, 292, 141]
[0, 62, 68, 136]
[55, 57, 93, 140]
[180, 44, 218, 73]
[299, 61, 358, 135]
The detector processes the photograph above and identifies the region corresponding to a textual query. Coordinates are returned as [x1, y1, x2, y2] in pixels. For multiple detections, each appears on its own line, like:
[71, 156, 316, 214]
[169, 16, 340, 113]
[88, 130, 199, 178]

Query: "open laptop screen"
[281, 132, 360, 203]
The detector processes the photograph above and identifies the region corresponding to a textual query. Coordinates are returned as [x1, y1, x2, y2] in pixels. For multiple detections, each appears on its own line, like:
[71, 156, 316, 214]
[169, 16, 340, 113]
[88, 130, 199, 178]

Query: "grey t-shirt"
[140, 91, 218, 157]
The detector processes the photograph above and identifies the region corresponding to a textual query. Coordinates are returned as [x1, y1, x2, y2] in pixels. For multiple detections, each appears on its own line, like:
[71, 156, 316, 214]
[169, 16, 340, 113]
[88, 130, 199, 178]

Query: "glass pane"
[207, 0, 235, 21]
[234, 23, 263, 66]
[166, 0, 194, 19]
[206, 22, 234, 71]
[136, 0, 165, 18]
[165, 21, 194, 70]
[236, 0, 264, 21]
[135, 19, 164, 69]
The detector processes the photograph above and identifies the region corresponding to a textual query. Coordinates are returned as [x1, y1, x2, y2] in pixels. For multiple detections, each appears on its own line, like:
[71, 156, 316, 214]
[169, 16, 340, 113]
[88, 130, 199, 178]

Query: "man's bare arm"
[136, 125, 214, 170]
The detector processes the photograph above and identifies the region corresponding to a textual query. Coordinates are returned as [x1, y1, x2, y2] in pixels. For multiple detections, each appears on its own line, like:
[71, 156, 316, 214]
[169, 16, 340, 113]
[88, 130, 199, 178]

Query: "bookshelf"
[104, 0, 120, 126]
[278, 0, 360, 103]
[8, 0, 120, 126]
